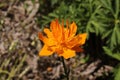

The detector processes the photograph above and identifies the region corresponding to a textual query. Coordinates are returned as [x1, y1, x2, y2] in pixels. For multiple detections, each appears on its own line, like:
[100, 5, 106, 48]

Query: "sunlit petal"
[44, 28, 53, 38]
[38, 32, 56, 46]
[67, 33, 87, 48]
[50, 20, 63, 42]
[77, 33, 87, 45]
[38, 32, 48, 43]
[64, 28, 69, 40]
[59, 48, 76, 59]
[39, 45, 54, 56]
[69, 22, 77, 37]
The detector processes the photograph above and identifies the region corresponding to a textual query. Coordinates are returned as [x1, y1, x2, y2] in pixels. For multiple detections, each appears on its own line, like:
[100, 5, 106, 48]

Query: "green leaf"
[115, 0, 120, 18]
[115, 24, 120, 45]
[42, 15, 51, 21]
[109, 23, 120, 49]
[51, 0, 59, 6]
[48, 13, 58, 18]
[114, 65, 120, 80]
[103, 46, 120, 61]
[110, 29, 117, 48]
[102, 30, 112, 39]
[100, 0, 113, 13]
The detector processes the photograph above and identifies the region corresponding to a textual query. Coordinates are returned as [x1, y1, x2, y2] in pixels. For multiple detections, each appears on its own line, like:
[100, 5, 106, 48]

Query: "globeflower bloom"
[38, 19, 87, 59]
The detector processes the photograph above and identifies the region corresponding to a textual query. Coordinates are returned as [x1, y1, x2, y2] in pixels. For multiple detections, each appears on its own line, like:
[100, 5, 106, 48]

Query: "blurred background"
[0, 0, 120, 80]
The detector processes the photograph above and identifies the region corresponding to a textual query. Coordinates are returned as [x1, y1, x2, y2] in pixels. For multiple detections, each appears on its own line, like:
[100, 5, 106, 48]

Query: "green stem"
[61, 57, 69, 80]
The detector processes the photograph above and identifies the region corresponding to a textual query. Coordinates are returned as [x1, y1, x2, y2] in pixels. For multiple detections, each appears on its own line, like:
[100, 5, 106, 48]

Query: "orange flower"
[38, 19, 87, 59]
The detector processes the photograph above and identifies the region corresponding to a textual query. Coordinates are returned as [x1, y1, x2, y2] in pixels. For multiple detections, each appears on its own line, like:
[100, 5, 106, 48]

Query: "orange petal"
[50, 20, 63, 42]
[50, 20, 58, 37]
[50, 20, 57, 34]
[50, 20, 60, 36]
[38, 32, 48, 43]
[64, 20, 69, 39]
[64, 28, 69, 40]
[59, 48, 76, 59]
[66, 39, 77, 48]
[77, 33, 87, 45]
[39, 45, 54, 56]
[72, 46, 84, 52]
[69, 22, 77, 37]
[61, 20, 65, 41]
[38, 32, 56, 46]
[44, 28, 53, 38]
[67, 33, 87, 48]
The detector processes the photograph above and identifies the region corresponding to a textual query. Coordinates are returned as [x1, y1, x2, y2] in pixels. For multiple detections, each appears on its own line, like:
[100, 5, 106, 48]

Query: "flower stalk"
[61, 57, 70, 80]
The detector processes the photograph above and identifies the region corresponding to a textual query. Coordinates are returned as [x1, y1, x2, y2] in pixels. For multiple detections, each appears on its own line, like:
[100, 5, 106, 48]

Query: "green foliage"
[114, 65, 120, 80]
[103, 46, 120, 61]
[100, 0, 120, 50]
